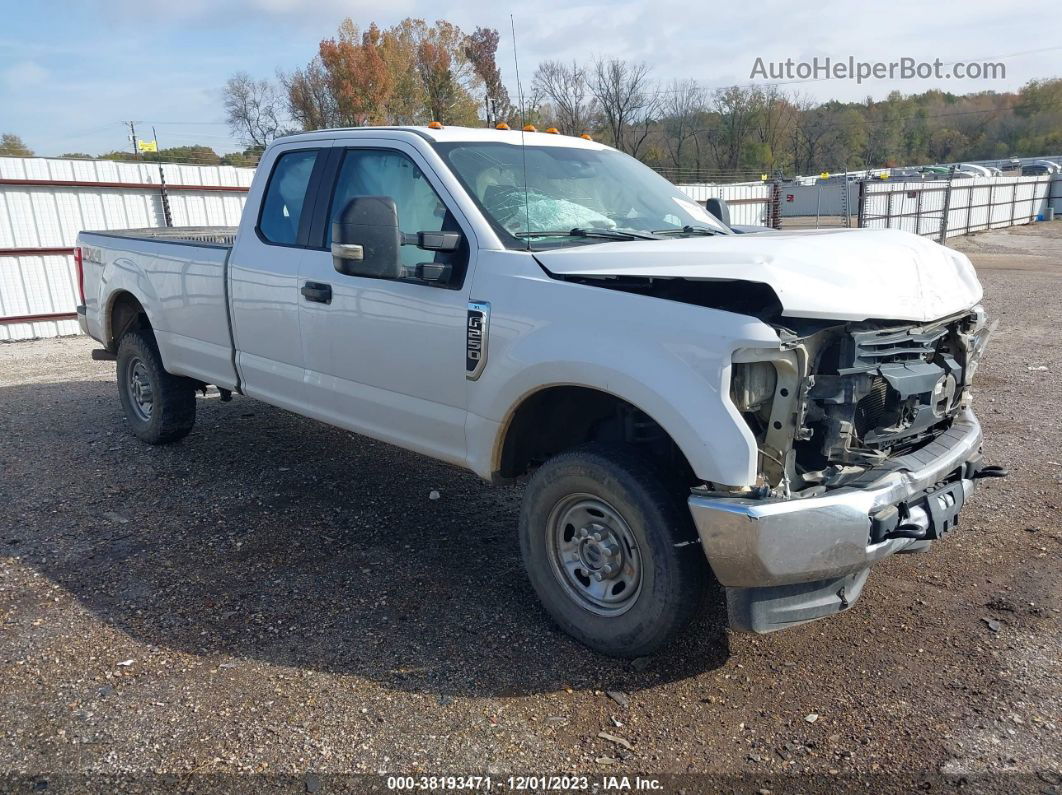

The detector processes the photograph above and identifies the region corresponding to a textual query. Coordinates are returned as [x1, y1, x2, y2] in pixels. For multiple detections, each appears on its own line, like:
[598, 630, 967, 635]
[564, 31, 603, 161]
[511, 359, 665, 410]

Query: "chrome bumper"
[689, 409, 982, 629]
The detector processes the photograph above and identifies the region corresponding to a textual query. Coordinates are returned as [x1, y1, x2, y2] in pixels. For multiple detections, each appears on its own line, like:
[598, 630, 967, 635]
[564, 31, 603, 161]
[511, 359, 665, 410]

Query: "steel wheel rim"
[126, 357, 154, 422]
[546, 493, 643, 616]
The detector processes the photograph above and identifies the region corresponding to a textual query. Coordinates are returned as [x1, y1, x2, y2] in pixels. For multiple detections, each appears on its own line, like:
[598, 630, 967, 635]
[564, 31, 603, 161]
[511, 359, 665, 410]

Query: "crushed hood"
[534, 228, 982, 322]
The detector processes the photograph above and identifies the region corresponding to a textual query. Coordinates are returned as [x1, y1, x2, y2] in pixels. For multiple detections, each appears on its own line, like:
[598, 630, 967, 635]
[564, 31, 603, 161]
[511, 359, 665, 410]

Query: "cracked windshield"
[436, 141, 729, 247]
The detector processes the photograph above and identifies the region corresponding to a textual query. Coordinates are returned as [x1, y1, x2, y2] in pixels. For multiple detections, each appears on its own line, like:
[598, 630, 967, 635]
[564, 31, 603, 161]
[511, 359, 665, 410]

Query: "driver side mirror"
[705, 197, 731, 227]
[332, 196, 402, 279]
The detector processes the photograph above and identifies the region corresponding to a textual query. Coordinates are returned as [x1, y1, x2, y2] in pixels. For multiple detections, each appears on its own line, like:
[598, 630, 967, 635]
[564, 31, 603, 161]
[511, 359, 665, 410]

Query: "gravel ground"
[0, 222, 1059, 793]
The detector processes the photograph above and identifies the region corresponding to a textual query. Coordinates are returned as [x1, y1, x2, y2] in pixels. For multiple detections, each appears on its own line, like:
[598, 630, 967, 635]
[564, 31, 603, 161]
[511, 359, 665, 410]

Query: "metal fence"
[677, 182, 780, 227]
[0, 156, 253, 341]
[2, 156, 1059, 343]
[858, 175, 1055, 241]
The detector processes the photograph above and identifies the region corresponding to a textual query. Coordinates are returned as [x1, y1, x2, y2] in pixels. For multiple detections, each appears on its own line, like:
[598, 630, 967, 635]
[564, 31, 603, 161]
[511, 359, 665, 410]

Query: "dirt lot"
[1, 223, 1059, 792]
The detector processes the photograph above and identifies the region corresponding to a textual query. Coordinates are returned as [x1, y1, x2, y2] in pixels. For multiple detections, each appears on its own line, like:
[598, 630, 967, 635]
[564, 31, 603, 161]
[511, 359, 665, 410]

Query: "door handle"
[301, 281, 332, 304]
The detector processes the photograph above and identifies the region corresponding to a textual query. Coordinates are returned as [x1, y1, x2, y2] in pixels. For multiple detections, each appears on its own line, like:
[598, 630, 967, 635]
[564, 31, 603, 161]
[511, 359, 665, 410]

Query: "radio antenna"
[510, 14, 531, 249]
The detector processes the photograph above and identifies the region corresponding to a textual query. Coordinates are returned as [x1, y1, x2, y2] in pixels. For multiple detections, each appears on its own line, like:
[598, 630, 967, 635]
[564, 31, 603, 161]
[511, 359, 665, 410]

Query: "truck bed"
[79, 227, 239, 391]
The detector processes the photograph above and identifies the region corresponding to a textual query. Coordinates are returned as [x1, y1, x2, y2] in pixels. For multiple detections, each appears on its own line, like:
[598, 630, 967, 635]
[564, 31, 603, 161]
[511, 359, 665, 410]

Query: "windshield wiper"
[651, 225, 723, 237]
[516, 227, 658, 241]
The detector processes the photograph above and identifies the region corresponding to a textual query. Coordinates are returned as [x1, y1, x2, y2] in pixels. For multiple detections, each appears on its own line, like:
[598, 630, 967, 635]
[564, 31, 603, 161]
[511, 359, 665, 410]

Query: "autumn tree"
[318, 22, 393, 126]
[465, 27, 512, 126]
[283, 57, 340, 130]
[0, 133, 33, 157]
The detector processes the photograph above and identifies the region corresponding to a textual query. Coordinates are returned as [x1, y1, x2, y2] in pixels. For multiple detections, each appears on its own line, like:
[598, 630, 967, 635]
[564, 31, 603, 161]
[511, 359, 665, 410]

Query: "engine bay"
[733, 307, 993, 496]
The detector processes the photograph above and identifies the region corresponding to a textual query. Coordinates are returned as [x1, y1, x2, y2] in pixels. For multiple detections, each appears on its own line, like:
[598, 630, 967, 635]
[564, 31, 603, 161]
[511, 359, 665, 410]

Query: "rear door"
[228, 141, 332, 410]
[296, 137, 476, 466]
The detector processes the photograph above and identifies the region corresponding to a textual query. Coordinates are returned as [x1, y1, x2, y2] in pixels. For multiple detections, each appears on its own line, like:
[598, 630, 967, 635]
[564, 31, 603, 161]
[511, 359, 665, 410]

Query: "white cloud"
[2, 60, 48, 90]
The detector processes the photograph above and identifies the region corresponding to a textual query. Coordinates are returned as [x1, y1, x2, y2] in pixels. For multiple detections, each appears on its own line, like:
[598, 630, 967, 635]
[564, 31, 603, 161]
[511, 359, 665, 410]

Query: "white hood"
[534, 228, 982, 322]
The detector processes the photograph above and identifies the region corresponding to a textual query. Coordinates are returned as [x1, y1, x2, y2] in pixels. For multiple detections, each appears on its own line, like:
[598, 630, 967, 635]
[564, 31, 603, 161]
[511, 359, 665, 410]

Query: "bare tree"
[588, 58, 658, 157]
[660, 79, 706, 169]
[223, 72, 285, 147]
[533, 60, 596, 136]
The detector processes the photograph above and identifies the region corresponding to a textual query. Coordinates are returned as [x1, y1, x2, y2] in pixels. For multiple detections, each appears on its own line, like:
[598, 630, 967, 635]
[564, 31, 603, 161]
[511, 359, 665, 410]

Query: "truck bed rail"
[83, 227, 237, 248]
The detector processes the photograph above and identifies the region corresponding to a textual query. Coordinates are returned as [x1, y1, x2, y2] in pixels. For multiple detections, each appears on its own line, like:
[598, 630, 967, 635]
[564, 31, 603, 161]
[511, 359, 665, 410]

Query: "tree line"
[0, 133, 261, 167]
[220, 17, 1060, 177]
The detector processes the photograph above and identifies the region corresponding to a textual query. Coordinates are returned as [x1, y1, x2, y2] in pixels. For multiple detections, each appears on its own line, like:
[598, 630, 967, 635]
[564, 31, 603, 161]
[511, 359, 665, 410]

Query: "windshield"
[433, 141, 730, 248]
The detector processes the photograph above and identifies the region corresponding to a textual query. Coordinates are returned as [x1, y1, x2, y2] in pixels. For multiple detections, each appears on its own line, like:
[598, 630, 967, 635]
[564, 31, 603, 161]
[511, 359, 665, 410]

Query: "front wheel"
[116, 329, 196, 444]
[519, 443, 707, 657]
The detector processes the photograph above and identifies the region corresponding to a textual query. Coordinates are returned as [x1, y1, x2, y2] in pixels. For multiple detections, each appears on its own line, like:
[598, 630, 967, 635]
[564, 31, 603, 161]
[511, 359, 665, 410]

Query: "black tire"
[116, 329, 196, 444]
[519, 443, 707, 657]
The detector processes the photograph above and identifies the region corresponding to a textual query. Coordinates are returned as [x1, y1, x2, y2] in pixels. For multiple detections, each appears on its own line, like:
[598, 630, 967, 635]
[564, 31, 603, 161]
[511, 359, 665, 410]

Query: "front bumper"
[688, 408, 983, 632]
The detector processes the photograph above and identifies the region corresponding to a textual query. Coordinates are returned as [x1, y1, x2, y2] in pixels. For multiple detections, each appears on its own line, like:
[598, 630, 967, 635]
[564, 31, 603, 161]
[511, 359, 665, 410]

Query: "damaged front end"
[730, 306, 994, 497]
[692, 305, 995, 633]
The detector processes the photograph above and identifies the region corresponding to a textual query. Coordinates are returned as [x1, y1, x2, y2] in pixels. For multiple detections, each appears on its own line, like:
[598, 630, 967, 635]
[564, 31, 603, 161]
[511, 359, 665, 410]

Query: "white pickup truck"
[76, 125, 999, 657]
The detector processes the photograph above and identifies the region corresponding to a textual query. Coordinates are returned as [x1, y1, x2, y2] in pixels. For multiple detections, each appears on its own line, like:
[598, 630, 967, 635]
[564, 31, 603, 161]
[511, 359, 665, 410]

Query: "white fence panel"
[1, 156, 252, 341]
[678, 182, 772, 226]
[861, 175, 1055, 240]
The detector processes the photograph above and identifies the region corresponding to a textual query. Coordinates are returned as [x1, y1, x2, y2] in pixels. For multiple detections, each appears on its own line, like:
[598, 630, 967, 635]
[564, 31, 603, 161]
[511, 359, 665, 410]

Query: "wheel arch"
[493, 383, 700, 485]
[105, 290, 153, 351]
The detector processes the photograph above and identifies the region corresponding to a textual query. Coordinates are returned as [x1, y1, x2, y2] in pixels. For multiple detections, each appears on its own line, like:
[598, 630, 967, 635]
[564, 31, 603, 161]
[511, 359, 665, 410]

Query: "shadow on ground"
[0, 380, 730, 697]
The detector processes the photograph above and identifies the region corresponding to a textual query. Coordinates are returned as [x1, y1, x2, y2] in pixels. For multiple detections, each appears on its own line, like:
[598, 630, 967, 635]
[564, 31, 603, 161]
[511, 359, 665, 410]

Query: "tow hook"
[872, 504, 930, 542]
[973, 465, 1008, 479]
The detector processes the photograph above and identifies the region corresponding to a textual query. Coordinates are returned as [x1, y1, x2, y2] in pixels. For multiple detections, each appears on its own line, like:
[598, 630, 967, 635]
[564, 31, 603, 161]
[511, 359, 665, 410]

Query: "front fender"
[464, 259, 781, 485]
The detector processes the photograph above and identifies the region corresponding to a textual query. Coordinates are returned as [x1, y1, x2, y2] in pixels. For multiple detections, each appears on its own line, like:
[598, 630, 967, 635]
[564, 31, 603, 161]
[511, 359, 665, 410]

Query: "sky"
[1, 0, 1058, 157]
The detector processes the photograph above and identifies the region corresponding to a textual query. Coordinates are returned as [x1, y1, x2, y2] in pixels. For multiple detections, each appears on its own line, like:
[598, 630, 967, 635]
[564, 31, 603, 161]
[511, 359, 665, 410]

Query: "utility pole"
[153, 126, 173, 228]
[127, 121, 139, 159]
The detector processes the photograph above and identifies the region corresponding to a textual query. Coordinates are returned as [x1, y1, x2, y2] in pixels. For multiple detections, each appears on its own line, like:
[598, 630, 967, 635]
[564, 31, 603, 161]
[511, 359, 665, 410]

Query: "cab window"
[328, 149, 452, 271]
[258, 149, 319, 245]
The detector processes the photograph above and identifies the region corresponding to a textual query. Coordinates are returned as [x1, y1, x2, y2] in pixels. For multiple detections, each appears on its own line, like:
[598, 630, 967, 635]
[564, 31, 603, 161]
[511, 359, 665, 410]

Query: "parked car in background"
[75, 125, 999, 656]
[1022, 162, 1056, 176]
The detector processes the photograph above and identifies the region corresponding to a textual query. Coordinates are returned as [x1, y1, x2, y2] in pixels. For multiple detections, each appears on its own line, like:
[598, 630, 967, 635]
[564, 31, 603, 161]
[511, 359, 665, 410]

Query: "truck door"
[296, 141, 475, 467]
[229, 142, 331, 410]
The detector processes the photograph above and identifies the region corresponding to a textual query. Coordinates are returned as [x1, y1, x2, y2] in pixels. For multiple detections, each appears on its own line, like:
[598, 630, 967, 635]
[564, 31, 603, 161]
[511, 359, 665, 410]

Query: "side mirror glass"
[332, 196, 402, 278]
[705, 197, 731, 227]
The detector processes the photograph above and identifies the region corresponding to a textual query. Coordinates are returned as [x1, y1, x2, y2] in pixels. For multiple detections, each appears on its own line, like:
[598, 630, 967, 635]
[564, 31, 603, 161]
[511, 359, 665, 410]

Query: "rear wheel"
[519, 443, 707, 657]
[116, 329, 196, 444]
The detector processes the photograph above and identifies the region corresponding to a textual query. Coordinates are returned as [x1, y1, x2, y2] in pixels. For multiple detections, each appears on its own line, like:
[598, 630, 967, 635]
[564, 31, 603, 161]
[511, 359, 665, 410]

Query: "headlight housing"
[730, 361, 777, 412]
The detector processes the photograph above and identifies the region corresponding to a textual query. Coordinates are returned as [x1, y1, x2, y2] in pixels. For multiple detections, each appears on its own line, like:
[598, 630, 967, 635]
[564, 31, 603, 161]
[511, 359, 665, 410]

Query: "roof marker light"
[428, 121, 443, 129]
[580, 133, 593, 141]
[496, 122, 510, 130]
[545, 127, 559, 134]
[523, 124, 537, 132]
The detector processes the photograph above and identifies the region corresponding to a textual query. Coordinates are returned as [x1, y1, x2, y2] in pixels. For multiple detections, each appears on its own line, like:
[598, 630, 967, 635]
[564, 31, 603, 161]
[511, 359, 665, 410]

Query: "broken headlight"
[730, 361, 778, 412]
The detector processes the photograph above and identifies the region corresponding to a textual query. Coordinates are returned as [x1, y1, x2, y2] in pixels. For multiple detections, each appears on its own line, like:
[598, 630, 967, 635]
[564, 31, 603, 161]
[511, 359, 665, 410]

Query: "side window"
[328, 149, 449, 269]
[258, 150, 319, 245]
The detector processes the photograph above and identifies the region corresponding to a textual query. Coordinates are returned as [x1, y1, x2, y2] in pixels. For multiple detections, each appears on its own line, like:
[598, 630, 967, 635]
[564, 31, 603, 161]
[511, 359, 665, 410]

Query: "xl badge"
[466, 301, 490, 380]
